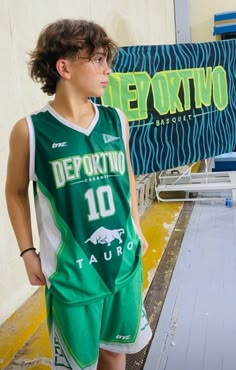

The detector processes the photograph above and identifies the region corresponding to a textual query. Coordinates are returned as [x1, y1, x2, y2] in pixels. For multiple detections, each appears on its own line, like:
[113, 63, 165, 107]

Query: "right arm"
[5, 118, 46, 285]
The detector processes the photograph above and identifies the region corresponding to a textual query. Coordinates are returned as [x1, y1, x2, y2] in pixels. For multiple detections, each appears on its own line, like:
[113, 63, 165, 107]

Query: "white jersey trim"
[26, 104, 49, 181]
[26, 115, 37, 181]
[46, 101, 99, 136]
[115, 108, 127, 147]
[36, 187, 62, 287]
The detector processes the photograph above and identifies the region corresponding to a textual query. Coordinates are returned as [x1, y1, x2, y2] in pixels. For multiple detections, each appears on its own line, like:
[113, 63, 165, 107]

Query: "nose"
[106, 67, 112, 75]
[104, 62, 112, 75]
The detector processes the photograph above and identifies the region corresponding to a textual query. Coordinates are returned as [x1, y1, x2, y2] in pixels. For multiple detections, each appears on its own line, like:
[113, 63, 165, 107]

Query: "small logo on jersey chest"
[52, 142, 68, 148]
[102, 134, 120, 144]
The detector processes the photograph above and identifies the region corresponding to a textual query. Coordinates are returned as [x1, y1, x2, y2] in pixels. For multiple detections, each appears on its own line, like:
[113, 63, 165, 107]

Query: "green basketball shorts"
[45, 268, 152, 369]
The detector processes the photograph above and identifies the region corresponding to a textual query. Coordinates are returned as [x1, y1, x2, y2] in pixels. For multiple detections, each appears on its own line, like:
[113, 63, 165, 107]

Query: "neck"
[50, 91, 95, 128]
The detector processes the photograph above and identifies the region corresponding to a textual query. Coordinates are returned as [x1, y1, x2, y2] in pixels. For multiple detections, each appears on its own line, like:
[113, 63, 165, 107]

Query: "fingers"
[142, 239, 149, 256]
[29, 274, 46, 286]
[27, 268, 47, 286]
[142, 245, 148, 256]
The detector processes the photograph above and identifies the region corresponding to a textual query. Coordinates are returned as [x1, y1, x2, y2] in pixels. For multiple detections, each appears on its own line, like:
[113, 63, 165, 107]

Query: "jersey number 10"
[85, 185, 115, 221]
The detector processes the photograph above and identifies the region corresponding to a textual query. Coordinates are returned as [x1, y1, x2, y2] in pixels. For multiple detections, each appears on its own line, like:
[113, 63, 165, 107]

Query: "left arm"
[123, 114, 149, 255]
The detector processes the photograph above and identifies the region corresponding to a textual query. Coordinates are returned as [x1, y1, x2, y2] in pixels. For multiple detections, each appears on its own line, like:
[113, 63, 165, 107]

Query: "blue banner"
[94, 40, 236, 175]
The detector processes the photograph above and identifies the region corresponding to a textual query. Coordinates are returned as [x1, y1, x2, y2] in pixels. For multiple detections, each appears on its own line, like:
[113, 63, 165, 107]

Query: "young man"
[5, 19, 152, 370]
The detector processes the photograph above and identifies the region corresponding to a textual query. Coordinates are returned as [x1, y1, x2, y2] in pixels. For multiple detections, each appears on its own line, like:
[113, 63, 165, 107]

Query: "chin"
[92, 90, 105, 98]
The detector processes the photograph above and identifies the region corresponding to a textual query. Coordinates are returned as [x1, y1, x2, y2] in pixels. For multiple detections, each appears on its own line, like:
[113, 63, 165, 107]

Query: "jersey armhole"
[26, 115, 37, 181]
[114, 108, 127, 147]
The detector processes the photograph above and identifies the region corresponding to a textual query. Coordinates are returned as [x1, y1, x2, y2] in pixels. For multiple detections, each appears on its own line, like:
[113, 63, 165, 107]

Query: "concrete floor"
[144, 200, 236, 370]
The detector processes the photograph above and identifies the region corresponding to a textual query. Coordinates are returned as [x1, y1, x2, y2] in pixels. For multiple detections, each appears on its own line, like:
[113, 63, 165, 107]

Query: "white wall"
[190, 0, 236, 42]
[0, 0, 176, 325]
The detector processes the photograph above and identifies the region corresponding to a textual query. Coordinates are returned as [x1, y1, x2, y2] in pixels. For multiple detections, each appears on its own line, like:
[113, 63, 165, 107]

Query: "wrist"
[20, 247, 36, 257]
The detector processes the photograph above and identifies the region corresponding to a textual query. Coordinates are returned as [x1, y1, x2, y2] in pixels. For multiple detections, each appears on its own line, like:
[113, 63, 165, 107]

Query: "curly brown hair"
[28, 19, 118, 96]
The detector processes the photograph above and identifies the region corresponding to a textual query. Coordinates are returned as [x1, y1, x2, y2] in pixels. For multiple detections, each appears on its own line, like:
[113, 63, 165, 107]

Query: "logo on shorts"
[116, 334, 131, 340]
[85, 226, 125, 247]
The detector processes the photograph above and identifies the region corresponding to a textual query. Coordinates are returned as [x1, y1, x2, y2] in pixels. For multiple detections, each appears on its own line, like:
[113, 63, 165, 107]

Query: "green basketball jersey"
[27, 102, 142, 304]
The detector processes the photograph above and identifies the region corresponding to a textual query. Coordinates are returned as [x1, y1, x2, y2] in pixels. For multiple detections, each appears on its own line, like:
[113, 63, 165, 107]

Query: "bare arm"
[5, 118, 46, 285]
[124, 115, 149, 255]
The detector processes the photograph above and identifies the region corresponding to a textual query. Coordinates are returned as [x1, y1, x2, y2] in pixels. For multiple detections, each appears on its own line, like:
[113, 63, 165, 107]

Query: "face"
[63, 48, 112, 98]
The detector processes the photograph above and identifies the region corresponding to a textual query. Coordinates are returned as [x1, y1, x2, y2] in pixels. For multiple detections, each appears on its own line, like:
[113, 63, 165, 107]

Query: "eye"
[93, 55, 105, 64]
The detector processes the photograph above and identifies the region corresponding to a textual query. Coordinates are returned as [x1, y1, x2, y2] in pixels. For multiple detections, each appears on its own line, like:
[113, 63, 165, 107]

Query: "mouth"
[101, 81, 108, 87]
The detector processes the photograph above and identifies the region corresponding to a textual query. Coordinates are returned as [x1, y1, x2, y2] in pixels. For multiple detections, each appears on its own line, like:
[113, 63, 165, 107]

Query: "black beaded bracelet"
[20, 247, 36, 257]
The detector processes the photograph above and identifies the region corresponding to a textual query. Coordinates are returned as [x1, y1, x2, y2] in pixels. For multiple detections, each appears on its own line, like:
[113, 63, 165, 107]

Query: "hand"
[23, 251, 46, 285]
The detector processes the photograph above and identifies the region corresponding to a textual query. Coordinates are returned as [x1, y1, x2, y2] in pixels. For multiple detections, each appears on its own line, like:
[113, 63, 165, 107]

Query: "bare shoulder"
[9, 117, 29, 148]
[11, 117, 28, 136]
[8, 117, 30, 165]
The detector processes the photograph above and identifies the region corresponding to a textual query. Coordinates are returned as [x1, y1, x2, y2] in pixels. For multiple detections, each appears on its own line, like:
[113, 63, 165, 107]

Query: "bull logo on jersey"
[85, 226, 125, 247]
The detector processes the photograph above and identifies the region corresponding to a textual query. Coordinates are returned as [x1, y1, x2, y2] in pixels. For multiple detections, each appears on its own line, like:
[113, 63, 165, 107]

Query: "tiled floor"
[144, 200, 236, 370]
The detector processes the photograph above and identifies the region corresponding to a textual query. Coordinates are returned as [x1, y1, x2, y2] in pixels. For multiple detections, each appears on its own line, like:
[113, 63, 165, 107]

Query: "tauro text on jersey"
[51, 150, 126, 188]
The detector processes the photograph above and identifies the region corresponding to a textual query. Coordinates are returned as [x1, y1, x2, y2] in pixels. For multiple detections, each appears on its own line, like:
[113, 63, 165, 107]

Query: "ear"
[55, 59, 71, 79]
